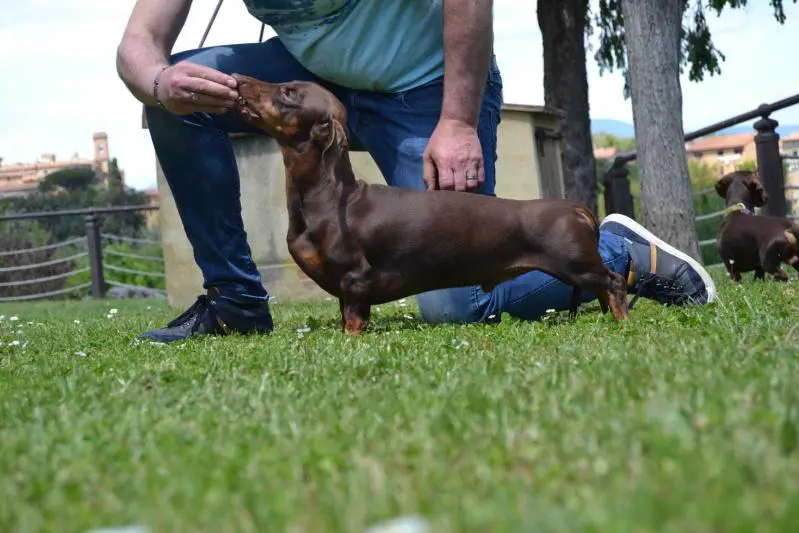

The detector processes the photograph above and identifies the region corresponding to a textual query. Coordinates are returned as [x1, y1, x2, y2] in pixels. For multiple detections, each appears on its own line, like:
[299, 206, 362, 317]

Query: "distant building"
[781, 131, 799, 215]
[593, 146, 620, 161]
[0, 132, 120, 198]
[684, 132, 757, 176]
[591, 128, 799, 214]
[782, 130, 799, 158]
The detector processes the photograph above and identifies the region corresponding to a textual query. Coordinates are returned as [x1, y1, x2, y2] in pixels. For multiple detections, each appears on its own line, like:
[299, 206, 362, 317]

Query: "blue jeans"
[145, 37, 631, 324]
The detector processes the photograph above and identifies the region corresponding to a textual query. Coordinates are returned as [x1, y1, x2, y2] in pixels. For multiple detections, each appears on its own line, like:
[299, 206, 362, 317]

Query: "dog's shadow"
[290, 312, 432, 335]
[287, 301, 613, 336]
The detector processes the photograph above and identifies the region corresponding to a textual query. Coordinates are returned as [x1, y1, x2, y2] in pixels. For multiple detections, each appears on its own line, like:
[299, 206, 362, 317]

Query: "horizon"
[2, 0, 799, 191]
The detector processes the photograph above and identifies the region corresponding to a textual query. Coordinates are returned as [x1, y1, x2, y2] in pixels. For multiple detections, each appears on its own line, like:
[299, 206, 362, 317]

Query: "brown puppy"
[232, 74, 629, 334]
[715, 169, 799, 281]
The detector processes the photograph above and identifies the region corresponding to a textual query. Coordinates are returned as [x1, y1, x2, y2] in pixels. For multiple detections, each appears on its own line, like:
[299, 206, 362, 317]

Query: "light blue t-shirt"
[242, 0, 444, 93]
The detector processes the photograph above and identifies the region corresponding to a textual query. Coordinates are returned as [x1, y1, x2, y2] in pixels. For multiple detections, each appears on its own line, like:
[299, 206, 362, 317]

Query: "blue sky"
[1, 0, 797, 191]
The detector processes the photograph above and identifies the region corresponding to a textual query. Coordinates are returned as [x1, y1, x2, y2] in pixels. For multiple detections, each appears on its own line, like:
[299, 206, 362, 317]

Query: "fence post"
[85, 214, 105, 299]
[602, 159, 636, 219]
[754, 105, 787, 218]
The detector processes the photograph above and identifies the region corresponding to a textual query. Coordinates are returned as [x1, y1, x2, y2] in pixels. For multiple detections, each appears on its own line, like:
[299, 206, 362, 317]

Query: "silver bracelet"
[153, 65, 170, 109]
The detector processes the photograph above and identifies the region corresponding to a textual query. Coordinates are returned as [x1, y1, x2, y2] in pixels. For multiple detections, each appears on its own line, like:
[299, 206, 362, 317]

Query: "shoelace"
[165, 295, 212, 329]
[629, 271, 691, 309]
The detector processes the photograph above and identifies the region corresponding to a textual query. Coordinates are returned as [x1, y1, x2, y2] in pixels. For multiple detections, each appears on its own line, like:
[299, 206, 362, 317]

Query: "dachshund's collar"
[724, 202, 753, 218]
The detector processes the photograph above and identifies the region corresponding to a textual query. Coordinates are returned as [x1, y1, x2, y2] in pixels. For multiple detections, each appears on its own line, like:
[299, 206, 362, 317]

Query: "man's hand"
[157, 61, 239, 115]
[426, 0, 493, 192]
[423, 118, 484, 192]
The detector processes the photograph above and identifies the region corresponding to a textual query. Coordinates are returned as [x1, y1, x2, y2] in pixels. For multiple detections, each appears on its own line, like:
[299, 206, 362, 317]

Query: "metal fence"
[0, 205, 164, 303]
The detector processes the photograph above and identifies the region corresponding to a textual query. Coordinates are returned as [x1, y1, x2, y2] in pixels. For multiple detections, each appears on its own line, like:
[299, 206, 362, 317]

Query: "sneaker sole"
[601, 213, 717, 304]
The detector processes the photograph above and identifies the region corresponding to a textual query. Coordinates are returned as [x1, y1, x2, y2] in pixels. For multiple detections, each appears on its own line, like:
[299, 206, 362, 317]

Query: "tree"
[537, 0, 795, 258]
[537, 0, 598, 214]
[617, 0, 701, 258]
[37, 167, 98, 193]
[107, 157, 124, 193]
[592, 1, 797, 97]
[594, 0, 795, 259]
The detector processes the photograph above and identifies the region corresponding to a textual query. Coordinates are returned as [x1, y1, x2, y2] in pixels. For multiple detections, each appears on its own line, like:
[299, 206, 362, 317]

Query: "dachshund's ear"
[310, 119, 331, 145]
[715, 174, 733, 198]
[311, 117, 348, 152]
[331, 119, 348, 150]
[750, 175, 768, 207]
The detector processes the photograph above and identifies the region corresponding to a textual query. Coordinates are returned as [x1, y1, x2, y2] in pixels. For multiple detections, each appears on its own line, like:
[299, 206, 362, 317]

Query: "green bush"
[67, 240, 165, 293]
[0, 217, 81, 301]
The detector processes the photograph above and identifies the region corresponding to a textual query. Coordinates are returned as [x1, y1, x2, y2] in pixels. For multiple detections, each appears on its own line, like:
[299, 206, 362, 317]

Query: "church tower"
[93, 132, 110, 174]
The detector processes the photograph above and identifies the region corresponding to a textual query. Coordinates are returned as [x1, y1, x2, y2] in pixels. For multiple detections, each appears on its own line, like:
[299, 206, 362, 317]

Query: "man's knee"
[415, 287, 484, 324]
[169, 44, 237, 71]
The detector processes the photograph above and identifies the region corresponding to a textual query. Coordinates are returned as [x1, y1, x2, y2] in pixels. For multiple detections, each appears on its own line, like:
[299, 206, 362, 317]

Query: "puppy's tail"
[574, 206, 601, 245]
[786, 223, 799, 251]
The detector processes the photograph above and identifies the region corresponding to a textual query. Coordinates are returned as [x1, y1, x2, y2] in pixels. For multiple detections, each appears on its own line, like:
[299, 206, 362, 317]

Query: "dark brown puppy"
[715, 169, 799, 281]
[232, 74, 629, 334]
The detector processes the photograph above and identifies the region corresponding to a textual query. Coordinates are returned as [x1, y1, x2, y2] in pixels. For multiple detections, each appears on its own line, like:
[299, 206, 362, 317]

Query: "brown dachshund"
[232, 74, 629, 334]
[715, 169, 799, 281]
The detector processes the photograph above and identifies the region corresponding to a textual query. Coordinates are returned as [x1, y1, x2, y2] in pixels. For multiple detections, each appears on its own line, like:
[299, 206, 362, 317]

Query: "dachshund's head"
[715, 169, 768, 208]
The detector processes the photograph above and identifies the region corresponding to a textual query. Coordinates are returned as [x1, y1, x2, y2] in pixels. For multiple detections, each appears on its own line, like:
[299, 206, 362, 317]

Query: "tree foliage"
[2, 160, 150, 243]
[107, 157, 125, 193]
[592, 133, 636, 151]
[0, 218, 76, 301]
[38, 167, 98, 193]
[588, 0, 797, 97]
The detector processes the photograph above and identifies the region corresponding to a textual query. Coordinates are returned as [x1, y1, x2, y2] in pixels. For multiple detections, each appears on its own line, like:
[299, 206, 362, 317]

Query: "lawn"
[2, 271, 799, 533]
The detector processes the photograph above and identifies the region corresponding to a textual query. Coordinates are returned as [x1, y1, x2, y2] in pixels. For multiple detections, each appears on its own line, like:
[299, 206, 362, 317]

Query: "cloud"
[1, 0, 798, 192]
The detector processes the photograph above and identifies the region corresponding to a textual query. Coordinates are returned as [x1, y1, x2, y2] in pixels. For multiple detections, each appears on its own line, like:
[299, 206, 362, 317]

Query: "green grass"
[2, 272, 799, 532]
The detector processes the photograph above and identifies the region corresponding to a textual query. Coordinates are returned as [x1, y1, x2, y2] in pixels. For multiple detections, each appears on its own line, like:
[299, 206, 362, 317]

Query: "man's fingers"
[465, 160, 484, 191]
[186, 77, 239, 100]
[447, 159, 467, 192]
[423, 153, 438, 190]
[177, 88, 234, 108]
[438, 166, 457, 191]
[184, 61, 238, 88]
[172, 62, 239, 101]
[453, 170, 467, 192]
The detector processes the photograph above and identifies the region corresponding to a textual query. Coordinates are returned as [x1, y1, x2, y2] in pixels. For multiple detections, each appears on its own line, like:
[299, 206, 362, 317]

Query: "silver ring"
[466, 174, 478, 181]
[190, 91, 198, 103]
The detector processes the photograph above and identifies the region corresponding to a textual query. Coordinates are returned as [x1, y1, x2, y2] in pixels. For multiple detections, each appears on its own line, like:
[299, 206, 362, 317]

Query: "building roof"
[0, 179, 39, 194]
[593, 147, 618, 160]
[782, 130, 799, 142]
[0, 158, 95, 175]
[500, 103, 565, 118]
[685, 132, 755, 153]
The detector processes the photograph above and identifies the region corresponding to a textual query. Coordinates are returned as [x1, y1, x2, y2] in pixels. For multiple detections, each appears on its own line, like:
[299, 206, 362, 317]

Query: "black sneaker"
[600, 214, 717, 308]
[137, 288, 274, 343]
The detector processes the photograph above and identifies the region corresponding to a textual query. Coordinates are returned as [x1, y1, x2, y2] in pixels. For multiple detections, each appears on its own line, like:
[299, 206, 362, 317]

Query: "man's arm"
[116, 0, 193, 106]
[422, 0, 494, 192]
[116, 0, 237, 114]
[440, 0, 493, 127]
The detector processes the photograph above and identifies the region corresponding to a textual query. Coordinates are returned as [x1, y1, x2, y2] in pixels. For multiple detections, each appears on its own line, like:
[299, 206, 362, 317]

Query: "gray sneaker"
[600, 214, 717, 308]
